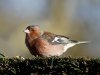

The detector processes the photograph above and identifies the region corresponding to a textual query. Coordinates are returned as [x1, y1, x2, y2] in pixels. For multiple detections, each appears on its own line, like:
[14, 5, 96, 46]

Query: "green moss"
[0, 57, 100, 75]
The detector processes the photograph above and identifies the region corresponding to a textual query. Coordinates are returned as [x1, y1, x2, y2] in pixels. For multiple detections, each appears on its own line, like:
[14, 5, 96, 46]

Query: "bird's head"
[24, 25, 42, 39]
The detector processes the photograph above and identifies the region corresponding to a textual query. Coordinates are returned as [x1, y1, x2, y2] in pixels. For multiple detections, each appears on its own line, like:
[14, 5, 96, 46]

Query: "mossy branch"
[0, 57, 100, 75]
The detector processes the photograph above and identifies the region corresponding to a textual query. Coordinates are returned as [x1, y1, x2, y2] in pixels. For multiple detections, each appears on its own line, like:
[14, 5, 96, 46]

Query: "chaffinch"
[24, 25, 89, 57]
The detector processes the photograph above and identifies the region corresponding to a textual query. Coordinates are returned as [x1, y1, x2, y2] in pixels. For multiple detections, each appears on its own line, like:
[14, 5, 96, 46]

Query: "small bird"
[24, 25, 89, 57]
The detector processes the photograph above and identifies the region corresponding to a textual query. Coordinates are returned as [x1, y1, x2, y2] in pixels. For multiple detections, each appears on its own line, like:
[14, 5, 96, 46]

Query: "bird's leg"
[50, 57, 54, 69]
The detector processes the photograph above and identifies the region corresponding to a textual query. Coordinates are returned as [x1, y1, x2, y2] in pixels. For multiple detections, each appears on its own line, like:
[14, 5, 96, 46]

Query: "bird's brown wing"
[41, 32, 73, 45]
[41, 32, 56, 43]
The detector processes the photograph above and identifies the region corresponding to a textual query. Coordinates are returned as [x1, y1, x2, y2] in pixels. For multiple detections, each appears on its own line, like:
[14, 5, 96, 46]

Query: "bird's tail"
[77, 41, 90, 44]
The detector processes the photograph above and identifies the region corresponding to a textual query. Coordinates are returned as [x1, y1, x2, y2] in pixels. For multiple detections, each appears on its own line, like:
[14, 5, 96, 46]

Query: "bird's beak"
[24, 29, 30, 33]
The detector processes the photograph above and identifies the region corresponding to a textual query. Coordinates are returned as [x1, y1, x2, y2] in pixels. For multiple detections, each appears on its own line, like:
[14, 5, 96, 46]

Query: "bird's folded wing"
[42, 32, 71, 45]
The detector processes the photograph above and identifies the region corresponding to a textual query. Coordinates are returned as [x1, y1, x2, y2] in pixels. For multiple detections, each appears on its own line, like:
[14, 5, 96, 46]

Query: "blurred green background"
[0, 0, 99, 57]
